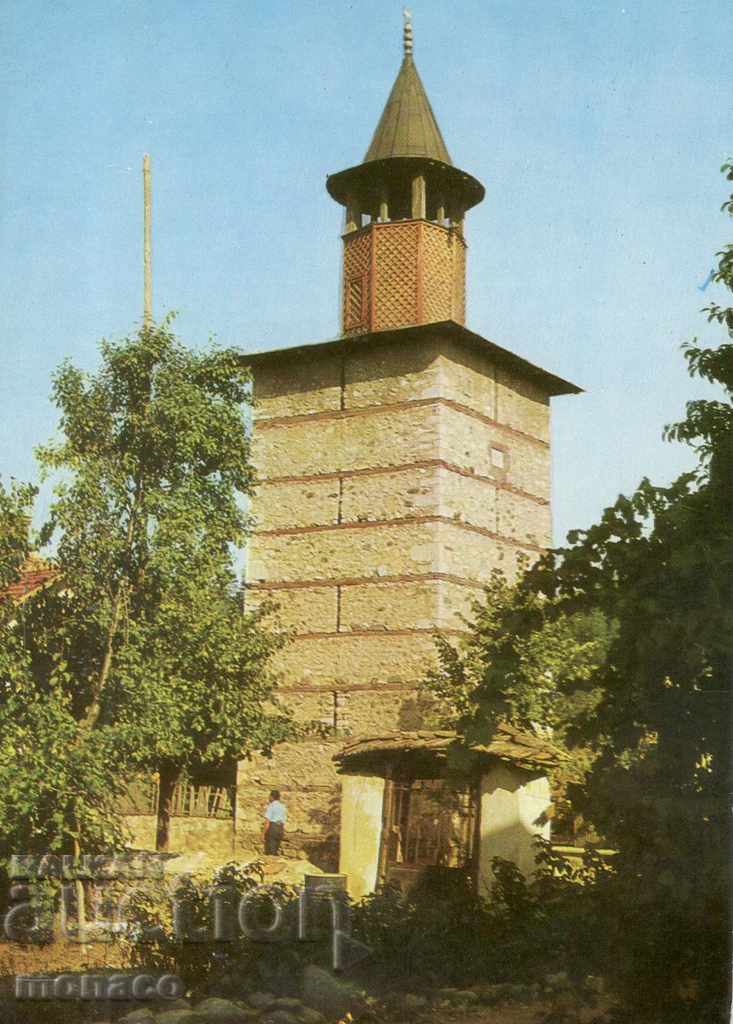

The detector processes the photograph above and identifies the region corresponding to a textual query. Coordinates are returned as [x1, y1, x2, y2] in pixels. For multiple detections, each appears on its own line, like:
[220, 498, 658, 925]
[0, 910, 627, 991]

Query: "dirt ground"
[0, 942, 611, 1024]
[428, 1008, 607, 1024]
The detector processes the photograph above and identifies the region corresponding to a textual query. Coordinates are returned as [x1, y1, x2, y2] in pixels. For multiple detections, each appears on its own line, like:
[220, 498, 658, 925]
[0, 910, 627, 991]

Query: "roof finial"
[403, 8, 413, 57]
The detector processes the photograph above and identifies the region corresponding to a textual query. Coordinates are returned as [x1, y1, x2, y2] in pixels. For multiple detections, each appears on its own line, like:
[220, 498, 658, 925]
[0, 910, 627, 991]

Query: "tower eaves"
[326, 13, 484, 213]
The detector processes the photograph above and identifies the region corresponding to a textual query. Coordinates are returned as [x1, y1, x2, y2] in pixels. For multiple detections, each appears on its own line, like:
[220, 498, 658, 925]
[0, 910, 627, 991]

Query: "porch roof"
[334, 723, 561, 775]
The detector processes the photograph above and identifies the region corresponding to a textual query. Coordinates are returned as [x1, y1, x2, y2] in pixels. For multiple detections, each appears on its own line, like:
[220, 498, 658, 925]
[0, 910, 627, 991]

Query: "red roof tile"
[3, 557, 58, 604]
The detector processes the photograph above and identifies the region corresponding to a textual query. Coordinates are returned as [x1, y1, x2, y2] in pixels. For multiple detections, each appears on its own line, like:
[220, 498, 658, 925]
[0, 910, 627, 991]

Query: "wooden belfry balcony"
[342, 217, 466, 335]
[327, 12, 483, 341]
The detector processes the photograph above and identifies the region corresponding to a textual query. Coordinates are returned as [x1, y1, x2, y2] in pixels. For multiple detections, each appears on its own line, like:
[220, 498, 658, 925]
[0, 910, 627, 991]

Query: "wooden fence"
[118, 777, 235, 819]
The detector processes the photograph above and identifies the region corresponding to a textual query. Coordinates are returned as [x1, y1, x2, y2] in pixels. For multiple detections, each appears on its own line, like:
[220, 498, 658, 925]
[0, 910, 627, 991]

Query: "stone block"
[339, 579, 440, 631]
[496, 366, 551, 443]
[247, 585, 337, 635]
[251, 402, 440, 480]
[437, 402, 550, 501]
[251, 479, 340, 530]
[343, 336, 442, 407]
[271, 633, 437, 686]
[251, 352, 342, 419]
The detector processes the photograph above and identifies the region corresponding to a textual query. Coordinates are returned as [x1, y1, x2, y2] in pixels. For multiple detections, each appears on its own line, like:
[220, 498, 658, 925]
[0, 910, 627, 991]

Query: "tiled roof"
[334, 723, 562, 773]
[2, 557, 58, 604]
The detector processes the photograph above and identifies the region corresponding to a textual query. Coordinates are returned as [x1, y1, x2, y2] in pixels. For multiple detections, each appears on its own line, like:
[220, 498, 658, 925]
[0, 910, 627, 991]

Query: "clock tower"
[236, 17, 579, 868]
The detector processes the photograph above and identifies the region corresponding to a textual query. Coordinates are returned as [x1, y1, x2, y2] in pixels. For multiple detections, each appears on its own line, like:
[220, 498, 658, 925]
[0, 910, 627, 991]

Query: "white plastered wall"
[338, 774, 386, 900]
[477, 761, 551, 898]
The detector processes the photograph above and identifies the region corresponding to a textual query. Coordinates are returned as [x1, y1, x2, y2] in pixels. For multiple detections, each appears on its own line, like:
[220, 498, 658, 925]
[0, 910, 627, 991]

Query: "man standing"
[264, 789, 287, 855]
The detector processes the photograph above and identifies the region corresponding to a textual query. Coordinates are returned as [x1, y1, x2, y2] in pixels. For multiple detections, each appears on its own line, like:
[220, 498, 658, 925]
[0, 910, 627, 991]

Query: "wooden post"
[143, 154, 152, 325]
[451, 202, 465, 236]
[155, 765, 179, 852]
[345, 196, 360, 233]
[411, 175, 426, 220]
[376, 766, 394, 885]
[379, 193, 389, 222]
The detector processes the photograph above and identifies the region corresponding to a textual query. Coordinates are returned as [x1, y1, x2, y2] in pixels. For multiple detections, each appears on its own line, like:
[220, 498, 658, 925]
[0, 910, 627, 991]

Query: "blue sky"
[1, 0, 731, 545]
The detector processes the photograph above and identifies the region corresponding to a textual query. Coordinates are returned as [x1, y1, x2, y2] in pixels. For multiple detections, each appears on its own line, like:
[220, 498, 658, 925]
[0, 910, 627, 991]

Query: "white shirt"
[265, 800, 287, 824]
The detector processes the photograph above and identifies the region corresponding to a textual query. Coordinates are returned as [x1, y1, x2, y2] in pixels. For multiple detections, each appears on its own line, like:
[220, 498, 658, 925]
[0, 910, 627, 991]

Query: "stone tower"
[235, 19, 578, 868]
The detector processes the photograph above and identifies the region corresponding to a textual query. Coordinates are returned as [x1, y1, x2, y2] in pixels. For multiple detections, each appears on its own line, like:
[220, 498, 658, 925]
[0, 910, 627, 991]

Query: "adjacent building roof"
[334, 724, 562, 774]
[2, 556, 58, 605]
[241, 320, 582, 398]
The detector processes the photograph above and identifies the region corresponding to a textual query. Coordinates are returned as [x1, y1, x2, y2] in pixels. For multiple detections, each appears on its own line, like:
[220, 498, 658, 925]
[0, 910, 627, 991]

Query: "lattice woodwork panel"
[452, 239, 466, 323]
[342, 229, 372, 334]
[374, 222, 419, 330]
[421, 223, 454, 324]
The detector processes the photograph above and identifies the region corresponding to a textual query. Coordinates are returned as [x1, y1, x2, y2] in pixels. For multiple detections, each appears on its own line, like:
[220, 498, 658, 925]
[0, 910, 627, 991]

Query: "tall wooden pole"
[143, 153, 152, 326]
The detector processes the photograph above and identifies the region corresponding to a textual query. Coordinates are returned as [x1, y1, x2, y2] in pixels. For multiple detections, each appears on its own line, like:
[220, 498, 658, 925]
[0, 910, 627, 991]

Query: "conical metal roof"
[364, 54, 452, 165]
[326, 14, 485, 213]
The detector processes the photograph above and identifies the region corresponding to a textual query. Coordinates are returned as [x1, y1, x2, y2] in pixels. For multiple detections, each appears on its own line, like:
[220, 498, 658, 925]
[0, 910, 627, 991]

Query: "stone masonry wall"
[238, 333, 551, 870]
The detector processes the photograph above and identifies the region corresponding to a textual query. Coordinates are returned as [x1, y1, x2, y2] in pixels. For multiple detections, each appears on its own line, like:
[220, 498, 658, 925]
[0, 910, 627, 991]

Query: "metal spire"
[403, 8, 413, 58]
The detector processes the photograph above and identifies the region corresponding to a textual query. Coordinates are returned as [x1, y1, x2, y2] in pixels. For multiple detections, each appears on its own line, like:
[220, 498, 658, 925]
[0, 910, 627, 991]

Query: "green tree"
[0, 481, 93, 858]
[7, 319, 290, 856]
[423, 571, 613, 841]
[0, 478, 119, 941]
[425, 571, 612, 740]
[0, 479, 34, 593]
[437, 165, 733, 1021]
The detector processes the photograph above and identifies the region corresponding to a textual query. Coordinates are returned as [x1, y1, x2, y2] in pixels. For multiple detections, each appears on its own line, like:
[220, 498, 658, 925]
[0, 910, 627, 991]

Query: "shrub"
[116, 861, 311, 996]
[350, 841, 611, 992]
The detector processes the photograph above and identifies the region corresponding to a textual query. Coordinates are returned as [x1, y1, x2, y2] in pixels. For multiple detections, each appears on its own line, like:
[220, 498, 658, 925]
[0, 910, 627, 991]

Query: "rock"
[297, 1009, 326, 1024]
[261, 1012, 300, 1024]
[193, 997, 256, 1022]
[226, 1004, 261, 1021]
[163, 851, 217, 879]
[118, 1010, 156, 1024]
[546, 991, 577, 1015]
[209, 974, 237, 998]
[247, 991, 278, 1009]
[302, 965, 362, 1019]
[252, 857, 325, 887]
[400, 992, 428, 1013]
[271, 997, 303, 1011]
[255, 946, 304, 996]
[506, 984, 534, 1002]
[475, 984, 506, 1005]
[155, 1011, 204, 1024]
[260, 858, 289, 876]
[545, 971, 571, 990]
[455, 990, 480, 1004]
